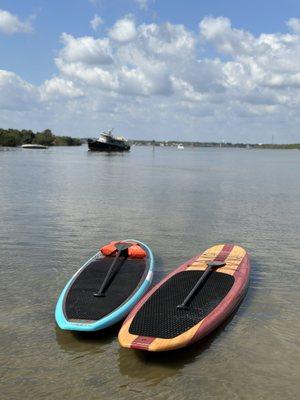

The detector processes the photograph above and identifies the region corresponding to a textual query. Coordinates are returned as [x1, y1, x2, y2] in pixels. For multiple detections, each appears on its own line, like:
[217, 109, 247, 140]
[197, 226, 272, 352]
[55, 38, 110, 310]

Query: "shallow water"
[0, 145, 299, 400]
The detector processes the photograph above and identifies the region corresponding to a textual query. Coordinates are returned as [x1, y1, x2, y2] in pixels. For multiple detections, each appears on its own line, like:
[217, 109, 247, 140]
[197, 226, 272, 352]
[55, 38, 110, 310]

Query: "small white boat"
[21, 144, 48, 149]
[177, 143, 184, 150]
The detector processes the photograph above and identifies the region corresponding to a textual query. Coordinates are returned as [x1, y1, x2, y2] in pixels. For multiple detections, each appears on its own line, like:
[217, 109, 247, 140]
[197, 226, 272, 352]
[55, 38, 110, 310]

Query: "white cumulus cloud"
[41, 77, 84, 100]
[287, 18, 300, 34]
[109, 16, 137, 43]
[0, 70, 38, 110]
[0, 9, 33, 35]
[1, 16, 300, 143]
[59, 33, 113, 64]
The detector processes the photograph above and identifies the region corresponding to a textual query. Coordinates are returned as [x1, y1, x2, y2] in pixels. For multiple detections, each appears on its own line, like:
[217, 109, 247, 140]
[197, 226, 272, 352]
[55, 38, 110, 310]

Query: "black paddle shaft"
[93, 243, 131, 297]
[177, 261, 226, 310]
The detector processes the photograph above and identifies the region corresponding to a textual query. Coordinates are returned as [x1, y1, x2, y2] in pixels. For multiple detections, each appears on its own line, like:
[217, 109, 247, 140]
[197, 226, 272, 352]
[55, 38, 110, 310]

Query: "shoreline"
[129, 140, 300, 150]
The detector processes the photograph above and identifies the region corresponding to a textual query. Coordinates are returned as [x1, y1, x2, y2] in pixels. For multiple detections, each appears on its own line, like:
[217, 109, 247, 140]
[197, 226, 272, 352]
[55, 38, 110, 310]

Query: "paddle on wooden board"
[177, 261, 226, 310]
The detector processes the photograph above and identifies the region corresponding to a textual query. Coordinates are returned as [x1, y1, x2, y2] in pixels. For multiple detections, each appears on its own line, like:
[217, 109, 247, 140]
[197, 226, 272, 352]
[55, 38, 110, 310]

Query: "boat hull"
[21, 144, 48, 149]
[88, 139, 130, 152]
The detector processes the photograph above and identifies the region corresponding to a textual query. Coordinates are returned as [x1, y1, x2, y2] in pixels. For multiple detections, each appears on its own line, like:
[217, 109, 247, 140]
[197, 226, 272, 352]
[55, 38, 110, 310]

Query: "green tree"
[33, 129, 55, 146]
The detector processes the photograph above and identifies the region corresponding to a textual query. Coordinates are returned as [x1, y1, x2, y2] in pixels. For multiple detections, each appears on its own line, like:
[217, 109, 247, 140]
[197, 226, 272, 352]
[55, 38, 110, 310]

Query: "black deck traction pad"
[129, 271, 234, 339]
[65, 257, 146, 321]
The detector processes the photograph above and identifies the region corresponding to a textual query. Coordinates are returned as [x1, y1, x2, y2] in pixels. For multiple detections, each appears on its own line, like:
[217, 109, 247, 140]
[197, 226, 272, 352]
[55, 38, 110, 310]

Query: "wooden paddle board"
[118, 244, 250, 351]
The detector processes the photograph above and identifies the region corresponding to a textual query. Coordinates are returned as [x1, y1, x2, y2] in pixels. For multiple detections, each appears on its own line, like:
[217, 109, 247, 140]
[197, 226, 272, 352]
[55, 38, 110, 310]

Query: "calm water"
[1, 145, 299, 400]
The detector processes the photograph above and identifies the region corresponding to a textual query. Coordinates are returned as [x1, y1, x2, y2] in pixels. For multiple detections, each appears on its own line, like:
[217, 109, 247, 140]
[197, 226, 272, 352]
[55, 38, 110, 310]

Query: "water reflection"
[118, 312, 237, 385]
[55, 323, 121, 354]
[87, 150, 130, 158]
[1, 147, 299, 400]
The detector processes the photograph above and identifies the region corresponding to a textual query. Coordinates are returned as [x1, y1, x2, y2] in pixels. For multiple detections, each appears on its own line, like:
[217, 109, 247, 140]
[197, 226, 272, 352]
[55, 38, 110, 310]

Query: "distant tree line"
[0, 128, 82, 147]
[130, 140, 300, 150]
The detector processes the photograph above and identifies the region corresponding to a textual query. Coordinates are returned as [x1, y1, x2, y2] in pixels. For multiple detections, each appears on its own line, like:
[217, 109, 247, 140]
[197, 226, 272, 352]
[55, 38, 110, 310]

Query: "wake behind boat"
[88, 129, 130, 152]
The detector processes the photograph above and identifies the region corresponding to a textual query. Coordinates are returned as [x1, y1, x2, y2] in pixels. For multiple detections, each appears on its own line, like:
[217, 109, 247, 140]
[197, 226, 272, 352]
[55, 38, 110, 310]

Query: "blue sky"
[1, 0, 299, 83]
[0, 0, 300, 142]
